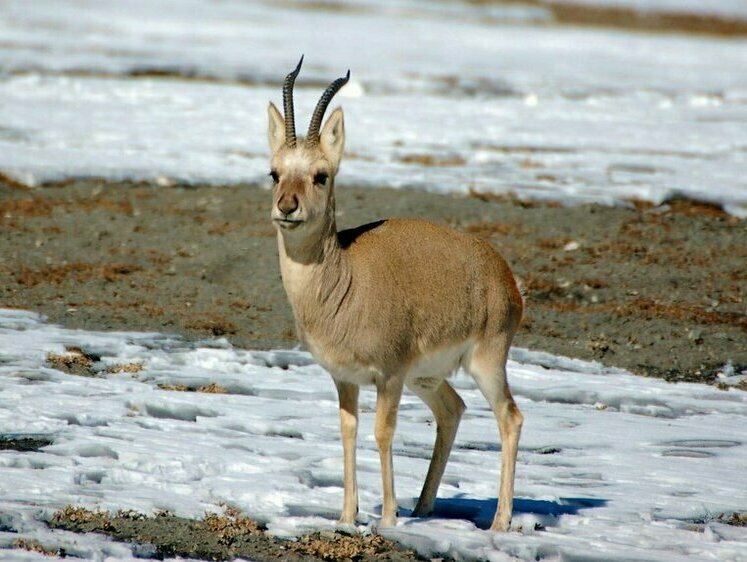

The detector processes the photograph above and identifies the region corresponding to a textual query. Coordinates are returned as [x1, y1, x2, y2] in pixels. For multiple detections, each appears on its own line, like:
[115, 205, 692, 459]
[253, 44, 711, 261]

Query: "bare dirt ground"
[2, 177, 745, 385]
[2, 177, 746, 560]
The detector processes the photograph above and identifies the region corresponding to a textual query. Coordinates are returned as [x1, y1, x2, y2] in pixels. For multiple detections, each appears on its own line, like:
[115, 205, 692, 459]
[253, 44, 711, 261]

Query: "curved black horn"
[307, 70, 350, 146]
[283, 56, 304, 147]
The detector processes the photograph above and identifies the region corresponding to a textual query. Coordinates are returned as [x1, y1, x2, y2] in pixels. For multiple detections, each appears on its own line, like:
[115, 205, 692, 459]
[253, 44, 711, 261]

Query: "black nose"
[277, 194, 299, 215]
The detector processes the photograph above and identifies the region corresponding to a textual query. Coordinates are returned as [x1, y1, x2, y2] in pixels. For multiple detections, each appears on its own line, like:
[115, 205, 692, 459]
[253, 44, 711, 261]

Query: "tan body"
[267, 61, 524, 531]
[280, 218, 521, 386]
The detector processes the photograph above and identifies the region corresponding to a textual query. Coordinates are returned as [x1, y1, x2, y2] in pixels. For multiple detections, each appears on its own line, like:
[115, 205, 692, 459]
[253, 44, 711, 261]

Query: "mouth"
[273, 218, 305, 230]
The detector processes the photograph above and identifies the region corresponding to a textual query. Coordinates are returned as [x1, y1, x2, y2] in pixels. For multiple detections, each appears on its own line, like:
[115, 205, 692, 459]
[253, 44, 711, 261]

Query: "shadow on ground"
[401, 496, 608, 529]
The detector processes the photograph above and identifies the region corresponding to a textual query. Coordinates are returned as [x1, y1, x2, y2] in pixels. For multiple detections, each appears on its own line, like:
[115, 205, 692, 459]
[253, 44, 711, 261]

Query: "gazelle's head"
[268, 57, 348, 234]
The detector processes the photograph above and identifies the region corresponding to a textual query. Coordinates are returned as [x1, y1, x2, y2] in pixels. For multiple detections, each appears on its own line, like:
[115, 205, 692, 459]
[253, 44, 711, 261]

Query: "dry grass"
[626, 196, 738, 220]
[464, 221, 523, 238]
[545, 1, 747, 36]
[157, 383, 190, 392]
[229, 299, 253, 310]
[51, 506, 114, 530]
[11, 538, 62, 557]
[45, 347, 99, 377]
[186, 315, 238, 336]
[17, 262, 142, 287]
[535, 298, 747, 330]
[203, 505, 264, 544]
[17, 262, 94, 286]
[105, 362, 144, 374]
[666, 198, 731, 219]
[0, 197, 55, 217]
[582, 277, 610, 289]
[100, 263, 142, 281]
[536, 236, 574, 250]
[624, 298, 747, 330]
[158, 382, 228, 394]
[289, 531, 416, 561]
[468, 187, 559, 208]
[47, 349, 149, 379]
[207, 221, 242, 235]
[718, 512, 747, 526]
[148, 251, 172, 266]
[198, 382, 229, 394]
[521, 275, 566, 300]
[76, 197, 134, 215]
[397, 153, 466, 167]
[0, 192, 135, 219]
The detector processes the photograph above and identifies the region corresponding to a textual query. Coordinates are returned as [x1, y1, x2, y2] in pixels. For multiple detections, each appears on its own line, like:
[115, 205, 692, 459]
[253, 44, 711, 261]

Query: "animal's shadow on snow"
[399, 496, 608, 530]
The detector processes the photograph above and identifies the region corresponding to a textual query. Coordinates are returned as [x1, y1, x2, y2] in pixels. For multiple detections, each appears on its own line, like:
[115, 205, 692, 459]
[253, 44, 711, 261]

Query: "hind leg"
[407, 379, 465, 517]
[467, 336, 523, 532]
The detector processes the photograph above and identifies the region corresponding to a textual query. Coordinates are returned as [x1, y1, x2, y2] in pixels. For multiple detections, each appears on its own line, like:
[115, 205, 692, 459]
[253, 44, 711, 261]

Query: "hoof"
[490, 518, 510, 533]
[378, 514, 397, 528]
[411, 506, 433, 518]
[338, 513, 357, 526]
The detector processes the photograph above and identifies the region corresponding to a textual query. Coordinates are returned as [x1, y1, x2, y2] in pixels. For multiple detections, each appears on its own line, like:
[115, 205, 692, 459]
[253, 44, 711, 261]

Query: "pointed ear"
[267, 102, 286, 154]
[320, 107, 345, 171]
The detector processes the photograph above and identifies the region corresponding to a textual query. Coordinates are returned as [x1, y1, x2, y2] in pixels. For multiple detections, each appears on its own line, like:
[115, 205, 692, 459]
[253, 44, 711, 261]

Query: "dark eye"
[313, 172, 328, 186]
[269, 170, 279, 183]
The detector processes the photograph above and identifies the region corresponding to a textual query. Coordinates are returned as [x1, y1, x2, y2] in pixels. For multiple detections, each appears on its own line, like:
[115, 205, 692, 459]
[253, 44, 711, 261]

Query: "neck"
[277, 199, 354, 335]
[279, 214, 338, 266]
[277, 197, 343, 288]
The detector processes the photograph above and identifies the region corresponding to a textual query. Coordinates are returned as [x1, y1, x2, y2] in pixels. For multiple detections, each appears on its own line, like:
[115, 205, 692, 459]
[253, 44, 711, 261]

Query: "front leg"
[374, 375, 404, 527]
[335, 380, 359, 524]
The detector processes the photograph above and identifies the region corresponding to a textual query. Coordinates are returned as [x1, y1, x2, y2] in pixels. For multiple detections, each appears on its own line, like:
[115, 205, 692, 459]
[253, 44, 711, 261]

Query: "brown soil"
[2, 177, 745, 385]
[470, 0, 747, 36]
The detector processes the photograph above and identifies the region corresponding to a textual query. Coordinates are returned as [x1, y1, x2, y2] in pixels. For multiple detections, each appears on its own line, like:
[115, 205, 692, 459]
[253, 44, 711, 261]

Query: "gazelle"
[267, 57, 524, 532]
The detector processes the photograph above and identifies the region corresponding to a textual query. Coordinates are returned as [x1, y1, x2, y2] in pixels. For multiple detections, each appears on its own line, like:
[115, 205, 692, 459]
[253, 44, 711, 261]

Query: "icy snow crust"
[2, 0, 747, 215]
[1, 309, 746, 561]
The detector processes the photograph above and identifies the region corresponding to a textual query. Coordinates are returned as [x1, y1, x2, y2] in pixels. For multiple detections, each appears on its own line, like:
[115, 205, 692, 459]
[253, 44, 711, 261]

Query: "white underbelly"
[309, 337, 473, 388]
[304, 336, 381, 385]
[405, 340, 473, 388]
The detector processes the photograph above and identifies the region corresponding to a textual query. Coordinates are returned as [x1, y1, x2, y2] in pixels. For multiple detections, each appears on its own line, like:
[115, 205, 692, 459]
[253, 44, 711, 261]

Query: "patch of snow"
[0, 309, 746, 560]
[2, 74, 746, 215]
[2, 1, 746, 95]
[1, 1, 747, 214]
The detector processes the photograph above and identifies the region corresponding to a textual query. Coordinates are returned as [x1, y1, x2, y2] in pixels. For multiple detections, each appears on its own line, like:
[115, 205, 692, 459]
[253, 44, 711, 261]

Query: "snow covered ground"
[1, 0, 747, 214]
[1, 2, 746, 560]
[1, 309, 746, 561]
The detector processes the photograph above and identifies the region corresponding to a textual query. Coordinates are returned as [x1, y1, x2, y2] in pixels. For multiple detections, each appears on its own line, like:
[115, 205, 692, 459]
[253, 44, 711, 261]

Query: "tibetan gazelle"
[267, 57, 524, 531]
